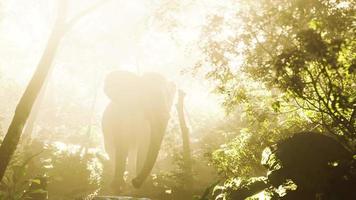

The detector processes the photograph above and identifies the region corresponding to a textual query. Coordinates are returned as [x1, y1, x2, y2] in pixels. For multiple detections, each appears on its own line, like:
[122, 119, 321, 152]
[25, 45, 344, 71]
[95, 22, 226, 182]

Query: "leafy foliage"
[46, 148, 102, 200]
[0, 142, 48, 200]
[197, 0, 356, 146]
[214, 132, 356, 200]
[0, 139, 103, 200]
[209, 88, 310, 179]
[192, 1, 356, 198]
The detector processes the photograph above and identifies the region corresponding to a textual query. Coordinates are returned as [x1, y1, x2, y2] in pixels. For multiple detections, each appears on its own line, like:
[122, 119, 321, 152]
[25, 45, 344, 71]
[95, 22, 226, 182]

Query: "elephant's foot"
[132, 177, 144, 188]
[111, 179, 126, 195]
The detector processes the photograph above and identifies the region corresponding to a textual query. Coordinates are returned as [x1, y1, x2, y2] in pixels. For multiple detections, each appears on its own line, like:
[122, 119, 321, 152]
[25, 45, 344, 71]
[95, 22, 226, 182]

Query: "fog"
[0, 0, 224, 133]
[0, 0, 354, 199]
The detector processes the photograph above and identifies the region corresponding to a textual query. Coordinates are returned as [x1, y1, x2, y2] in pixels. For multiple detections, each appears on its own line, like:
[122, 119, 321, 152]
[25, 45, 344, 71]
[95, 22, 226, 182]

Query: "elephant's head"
[132, 73, 176, 188]
[104, 70, 142, 103]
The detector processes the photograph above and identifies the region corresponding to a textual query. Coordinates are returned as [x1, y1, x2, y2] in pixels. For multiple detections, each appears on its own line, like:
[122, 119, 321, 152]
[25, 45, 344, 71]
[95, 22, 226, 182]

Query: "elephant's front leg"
[111, 144, 129, 194]
[136, 122, 151, 175]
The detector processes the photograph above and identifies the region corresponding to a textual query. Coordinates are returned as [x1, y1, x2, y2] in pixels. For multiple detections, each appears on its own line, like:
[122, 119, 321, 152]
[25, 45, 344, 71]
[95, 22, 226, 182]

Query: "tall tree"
[197, 0, 355, 147]
[0, 0, 109, 181]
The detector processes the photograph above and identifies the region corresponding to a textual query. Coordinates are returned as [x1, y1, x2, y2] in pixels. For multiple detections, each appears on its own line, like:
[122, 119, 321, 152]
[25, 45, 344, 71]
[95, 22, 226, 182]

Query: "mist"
[0, 0, 355, 199]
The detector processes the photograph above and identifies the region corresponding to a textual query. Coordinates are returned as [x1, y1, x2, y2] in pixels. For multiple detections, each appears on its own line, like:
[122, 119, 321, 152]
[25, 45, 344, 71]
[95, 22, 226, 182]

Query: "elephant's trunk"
[132, 74, 176, 188]
[132, 117, 169, 188]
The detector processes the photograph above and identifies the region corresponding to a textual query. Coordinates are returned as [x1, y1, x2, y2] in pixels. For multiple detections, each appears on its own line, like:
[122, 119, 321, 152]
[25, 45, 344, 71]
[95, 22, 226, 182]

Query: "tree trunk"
[22, 71, 51, 142]
[0, 0, 109, 181]
[20, 0, 109, 142]
[176, 90, 193, 181]
[0, 21, 65, 180]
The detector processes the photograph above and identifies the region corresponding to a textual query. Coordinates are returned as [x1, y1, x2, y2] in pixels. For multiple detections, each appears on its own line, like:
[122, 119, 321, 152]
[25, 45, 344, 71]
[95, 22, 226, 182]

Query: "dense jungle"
[0, 0, 355, 199]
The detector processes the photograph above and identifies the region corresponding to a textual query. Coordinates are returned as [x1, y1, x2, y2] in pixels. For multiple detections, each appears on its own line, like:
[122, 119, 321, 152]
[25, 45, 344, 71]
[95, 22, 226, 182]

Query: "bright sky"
[0, 0, 225, 135]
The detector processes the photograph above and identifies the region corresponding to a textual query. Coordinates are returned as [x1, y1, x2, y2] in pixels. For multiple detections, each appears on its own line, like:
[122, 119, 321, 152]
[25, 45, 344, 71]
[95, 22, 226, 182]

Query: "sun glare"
[0, 0, 354, 199]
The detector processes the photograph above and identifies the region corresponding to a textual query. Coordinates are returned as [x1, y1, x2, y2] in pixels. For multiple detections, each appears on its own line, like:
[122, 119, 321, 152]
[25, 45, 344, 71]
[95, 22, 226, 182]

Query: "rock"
[93, 196, 151, 200]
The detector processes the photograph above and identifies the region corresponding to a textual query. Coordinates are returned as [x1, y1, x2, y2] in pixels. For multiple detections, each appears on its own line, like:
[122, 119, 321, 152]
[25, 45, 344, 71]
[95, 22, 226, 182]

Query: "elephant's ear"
[104, 70, 141, 102]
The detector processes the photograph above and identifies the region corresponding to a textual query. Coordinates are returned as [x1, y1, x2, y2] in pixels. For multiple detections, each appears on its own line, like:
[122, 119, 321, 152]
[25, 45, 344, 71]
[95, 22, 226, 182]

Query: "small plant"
[0, 145, 47, 200]
[46, 146, 102, 200]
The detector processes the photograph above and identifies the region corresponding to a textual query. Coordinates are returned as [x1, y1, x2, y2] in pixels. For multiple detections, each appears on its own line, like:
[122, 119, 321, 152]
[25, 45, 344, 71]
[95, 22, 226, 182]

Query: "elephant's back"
[104, 71, 141, 102]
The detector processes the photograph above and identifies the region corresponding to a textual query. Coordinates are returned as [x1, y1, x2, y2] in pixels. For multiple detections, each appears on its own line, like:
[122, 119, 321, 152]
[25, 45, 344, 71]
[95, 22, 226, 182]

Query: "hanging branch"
[176, 90, 193, 184]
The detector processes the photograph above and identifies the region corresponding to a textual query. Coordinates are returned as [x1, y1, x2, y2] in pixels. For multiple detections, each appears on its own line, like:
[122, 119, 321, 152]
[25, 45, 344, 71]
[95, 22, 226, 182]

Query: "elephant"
[102, 71, 176, 192]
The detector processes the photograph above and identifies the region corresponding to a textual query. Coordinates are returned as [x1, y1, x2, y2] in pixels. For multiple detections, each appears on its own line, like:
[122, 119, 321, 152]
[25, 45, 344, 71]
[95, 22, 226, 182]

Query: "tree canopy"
[197, 0, 355, 147]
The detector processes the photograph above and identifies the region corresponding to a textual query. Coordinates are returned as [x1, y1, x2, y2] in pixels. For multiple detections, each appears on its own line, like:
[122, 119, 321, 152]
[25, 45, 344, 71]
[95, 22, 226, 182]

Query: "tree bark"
[22, 71, 51, 142]
[176, 90, 193, 181]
